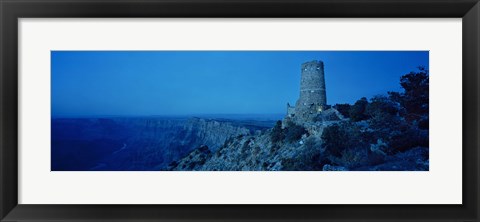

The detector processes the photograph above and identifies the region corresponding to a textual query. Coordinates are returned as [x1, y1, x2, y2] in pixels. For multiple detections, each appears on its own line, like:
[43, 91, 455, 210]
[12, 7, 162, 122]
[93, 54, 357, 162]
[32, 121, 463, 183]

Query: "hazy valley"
[51, 115, 280, 170]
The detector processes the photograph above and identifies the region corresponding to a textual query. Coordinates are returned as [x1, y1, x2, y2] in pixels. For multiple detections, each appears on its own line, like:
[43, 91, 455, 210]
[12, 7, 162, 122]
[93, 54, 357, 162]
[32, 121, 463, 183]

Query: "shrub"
[321, 122, 372, 157]
[333, 103, 351, 117]
[270, 120, 285, 143]
[332, 147, 369, 169]
[365, 96, 399, 118]
[326, 145, 388, 169]
[280, 158, 297, 170]
[368, 151, 386, 166]
[388, 127, 428, 153]
[284, 122, 307, 143]
[270, 144, 280, 153]
[262, 162, 269, 169]
[167, 161, 179, 170]
[418, 117, 429, 130]
[349, 97, 369, 121]
[303, 136, 321, 150]
[321, 124, 344, 156]
[281, 147, 322, 171]
[365, 105, 428, 154]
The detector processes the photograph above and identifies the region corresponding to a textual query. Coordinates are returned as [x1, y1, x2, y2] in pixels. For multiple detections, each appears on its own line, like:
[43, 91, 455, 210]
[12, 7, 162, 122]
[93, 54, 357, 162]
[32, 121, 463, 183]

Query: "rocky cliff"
[169, 108, 429, 171]
[52, 117, 251, 170]
[169, 120, 328, 171]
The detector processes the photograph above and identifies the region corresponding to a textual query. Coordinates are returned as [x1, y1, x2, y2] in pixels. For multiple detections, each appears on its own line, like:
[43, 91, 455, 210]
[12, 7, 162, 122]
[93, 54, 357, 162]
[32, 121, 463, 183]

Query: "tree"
[365, 95, 400, 131]
[401, 67, 429, 115]
[366, 96, 399, 118]
[388, 66, 429, 128]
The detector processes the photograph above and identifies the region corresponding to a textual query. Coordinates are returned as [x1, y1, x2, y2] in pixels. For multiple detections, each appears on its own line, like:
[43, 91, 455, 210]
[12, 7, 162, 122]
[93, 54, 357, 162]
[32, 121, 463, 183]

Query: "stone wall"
[286, 103, 296, 117]
[291, 60, 327, 121]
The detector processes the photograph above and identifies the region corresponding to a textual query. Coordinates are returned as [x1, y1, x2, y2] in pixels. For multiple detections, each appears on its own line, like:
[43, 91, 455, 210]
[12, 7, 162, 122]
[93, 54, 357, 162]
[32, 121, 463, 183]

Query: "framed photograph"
[1, 0, 479, 221]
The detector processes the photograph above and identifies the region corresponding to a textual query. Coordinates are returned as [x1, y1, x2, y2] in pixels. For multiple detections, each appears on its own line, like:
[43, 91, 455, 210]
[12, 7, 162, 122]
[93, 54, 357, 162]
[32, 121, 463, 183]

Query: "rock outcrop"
[169, 110, 429, 171]
[170, 120, 329, 171]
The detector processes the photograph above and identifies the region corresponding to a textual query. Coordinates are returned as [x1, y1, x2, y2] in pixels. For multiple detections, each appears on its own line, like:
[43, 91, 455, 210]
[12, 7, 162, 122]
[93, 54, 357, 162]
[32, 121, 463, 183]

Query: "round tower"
[294, 60, 327, 117]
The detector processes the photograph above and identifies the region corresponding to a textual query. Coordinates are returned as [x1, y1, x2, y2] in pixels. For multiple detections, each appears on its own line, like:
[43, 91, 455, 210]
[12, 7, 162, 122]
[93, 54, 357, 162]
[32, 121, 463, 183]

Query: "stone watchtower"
[287, 60, 327, 121]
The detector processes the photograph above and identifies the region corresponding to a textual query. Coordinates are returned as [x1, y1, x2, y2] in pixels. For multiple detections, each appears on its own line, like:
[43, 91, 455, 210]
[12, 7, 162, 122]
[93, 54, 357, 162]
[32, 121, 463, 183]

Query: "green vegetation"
[171, 67, 429, 171]
[389, 66, 429, 129]
[281, 137, 323, 171]
[270, 120, 285, 143]
[333, 103, 351, 117]
[284, 121, 307, 143]
[321, 67, 429, 169]
[270, 120, 307, 144]
[321, 122, 373, 157]
[349, 97, 369, 122]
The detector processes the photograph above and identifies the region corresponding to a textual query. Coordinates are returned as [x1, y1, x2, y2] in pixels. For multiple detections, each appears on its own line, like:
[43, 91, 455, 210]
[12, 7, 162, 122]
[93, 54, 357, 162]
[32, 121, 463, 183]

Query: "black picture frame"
[1, 0, 479, 221]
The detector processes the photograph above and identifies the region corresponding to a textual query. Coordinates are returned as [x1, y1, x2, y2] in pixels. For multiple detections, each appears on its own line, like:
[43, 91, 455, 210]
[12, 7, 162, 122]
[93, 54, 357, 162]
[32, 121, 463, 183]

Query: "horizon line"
[51, 113, 286, 118]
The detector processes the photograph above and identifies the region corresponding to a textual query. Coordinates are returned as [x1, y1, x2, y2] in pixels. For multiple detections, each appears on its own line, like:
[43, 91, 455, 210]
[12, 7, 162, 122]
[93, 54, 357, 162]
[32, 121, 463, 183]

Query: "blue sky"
[51, 51, 428, 117]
